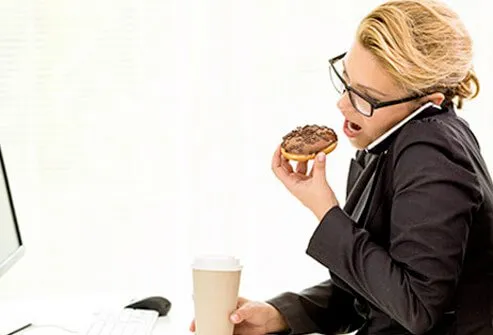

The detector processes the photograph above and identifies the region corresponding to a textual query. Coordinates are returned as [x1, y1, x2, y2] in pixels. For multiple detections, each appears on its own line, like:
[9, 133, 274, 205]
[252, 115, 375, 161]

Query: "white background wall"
[0, 0, 491, 326]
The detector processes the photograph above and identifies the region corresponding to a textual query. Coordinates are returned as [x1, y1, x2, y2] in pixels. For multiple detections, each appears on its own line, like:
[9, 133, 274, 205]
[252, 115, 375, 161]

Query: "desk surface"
[0, 294, 330, 335]
[0, 293, 192, 335]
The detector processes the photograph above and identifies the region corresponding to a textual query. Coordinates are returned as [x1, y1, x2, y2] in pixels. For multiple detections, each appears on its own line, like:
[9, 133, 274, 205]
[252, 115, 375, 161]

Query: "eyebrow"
[342, 61, 388, 98]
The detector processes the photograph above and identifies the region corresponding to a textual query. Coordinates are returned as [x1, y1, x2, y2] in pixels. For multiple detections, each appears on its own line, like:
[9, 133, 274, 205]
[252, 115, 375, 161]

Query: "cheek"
[360, 115, 394, 143]
[361, 119, 380, 138]
[366, 106, 410, 135]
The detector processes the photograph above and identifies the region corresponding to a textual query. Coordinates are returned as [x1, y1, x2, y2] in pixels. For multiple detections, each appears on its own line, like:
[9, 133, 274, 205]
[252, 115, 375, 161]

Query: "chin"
[349, 137, 371, 150]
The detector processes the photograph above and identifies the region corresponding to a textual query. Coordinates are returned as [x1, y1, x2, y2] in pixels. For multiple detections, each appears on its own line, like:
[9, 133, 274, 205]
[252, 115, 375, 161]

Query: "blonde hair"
[357, 0, 479, 109]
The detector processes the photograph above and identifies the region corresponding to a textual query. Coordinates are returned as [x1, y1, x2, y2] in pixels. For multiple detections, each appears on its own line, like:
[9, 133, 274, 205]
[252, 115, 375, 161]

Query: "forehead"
[344, 42, 400, 94]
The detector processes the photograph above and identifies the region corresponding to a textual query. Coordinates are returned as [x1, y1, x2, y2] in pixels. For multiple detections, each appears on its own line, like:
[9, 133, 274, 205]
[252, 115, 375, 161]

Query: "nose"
[337, 91, 353, 112]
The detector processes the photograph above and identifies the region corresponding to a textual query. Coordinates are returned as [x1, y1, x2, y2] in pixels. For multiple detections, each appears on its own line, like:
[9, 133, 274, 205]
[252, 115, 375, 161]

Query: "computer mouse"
[125, 296, 171, 317]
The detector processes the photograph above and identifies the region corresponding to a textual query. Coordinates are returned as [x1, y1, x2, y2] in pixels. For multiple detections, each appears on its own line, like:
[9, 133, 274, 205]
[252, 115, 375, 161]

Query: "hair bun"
[455, 70, 480, 109]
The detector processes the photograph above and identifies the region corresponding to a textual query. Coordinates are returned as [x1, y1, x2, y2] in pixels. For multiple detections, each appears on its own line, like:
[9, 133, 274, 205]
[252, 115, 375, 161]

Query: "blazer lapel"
[343, 153, 379, 219]
[346, 151, 365, 198]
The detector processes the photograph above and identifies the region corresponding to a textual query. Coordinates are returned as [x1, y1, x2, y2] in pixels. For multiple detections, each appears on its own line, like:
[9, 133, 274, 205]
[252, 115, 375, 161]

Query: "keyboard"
[83, 308, 158, 335]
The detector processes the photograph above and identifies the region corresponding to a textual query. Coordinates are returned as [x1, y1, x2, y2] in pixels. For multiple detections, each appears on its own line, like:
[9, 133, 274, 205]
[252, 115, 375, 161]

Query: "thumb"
[313, 152, 327, 181]
[230, 304, 253, 323]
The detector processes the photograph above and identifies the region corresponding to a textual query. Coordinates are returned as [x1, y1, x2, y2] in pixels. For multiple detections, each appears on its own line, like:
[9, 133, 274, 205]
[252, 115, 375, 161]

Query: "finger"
[313, 152, 327, 182]
[189, 320, 195, 332]
[272, 146, 293, 173]
[296, 160, 307, 175]
[271, 145, 283, 170]
[233, 323, 260, 335]
[272, 146, 292, 180]
[280, 156, 294, 174]
[233, 324, 255, 335]
[230, 304, 253, 324]
[237, 297, 248, 307]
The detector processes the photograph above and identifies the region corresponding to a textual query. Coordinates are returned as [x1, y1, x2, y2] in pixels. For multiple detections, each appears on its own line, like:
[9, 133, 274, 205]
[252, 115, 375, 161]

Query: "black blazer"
[267, 102, 493, 334]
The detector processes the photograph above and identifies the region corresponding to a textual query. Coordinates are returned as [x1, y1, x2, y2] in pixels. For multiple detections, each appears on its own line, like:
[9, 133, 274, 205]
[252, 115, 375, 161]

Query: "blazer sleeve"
[266, 279, 365, 335]
[305, 120, 483, 334]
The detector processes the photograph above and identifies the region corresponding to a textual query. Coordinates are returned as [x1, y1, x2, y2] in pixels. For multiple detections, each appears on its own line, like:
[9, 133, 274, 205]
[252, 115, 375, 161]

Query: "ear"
[421, 92, 445, 107]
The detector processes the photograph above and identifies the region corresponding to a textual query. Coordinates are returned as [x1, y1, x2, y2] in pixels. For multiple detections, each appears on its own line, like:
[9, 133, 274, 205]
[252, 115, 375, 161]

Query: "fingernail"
[230, 314, 240, 322]
[317, 152, 326, 162]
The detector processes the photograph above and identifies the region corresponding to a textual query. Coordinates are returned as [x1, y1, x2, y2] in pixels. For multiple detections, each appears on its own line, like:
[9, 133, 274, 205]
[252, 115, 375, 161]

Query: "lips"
[343, 119, 362, 138]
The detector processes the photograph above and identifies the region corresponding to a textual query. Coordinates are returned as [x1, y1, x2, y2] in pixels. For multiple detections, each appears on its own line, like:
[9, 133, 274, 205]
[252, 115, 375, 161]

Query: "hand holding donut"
[272, 125, 339, 221]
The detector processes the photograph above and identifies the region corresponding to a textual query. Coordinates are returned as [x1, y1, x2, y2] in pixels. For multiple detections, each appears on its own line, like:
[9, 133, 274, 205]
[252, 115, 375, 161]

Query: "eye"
[355, 87, 379, 101]
[363, 91, 377, 101]
[342, 70, 349, 81]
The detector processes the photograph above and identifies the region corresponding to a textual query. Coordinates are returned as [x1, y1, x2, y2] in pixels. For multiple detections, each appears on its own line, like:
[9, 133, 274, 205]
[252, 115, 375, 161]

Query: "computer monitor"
[0, 146, 28, 335]
[0, 145, 24, 280]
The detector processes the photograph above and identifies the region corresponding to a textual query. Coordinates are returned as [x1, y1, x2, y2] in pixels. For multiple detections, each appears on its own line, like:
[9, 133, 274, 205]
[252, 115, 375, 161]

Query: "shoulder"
[388, 111, 483, 203]
[390, 111, 479, 166]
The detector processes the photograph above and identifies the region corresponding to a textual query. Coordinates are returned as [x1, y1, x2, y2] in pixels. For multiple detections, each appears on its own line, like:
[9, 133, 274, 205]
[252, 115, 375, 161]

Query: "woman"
[189, 0, 493, 334]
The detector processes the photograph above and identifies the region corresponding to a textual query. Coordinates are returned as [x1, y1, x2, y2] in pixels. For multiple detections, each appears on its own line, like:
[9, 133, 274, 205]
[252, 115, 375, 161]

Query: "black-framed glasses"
[328, 52, 427, 117]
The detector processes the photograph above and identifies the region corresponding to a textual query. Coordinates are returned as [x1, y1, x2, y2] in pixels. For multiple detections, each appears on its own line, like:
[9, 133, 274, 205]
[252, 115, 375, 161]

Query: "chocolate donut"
[281, 125, 338, 161]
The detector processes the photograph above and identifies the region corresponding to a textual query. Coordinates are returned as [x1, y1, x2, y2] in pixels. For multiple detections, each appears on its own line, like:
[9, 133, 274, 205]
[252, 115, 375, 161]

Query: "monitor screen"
[0, 146, 24, 280]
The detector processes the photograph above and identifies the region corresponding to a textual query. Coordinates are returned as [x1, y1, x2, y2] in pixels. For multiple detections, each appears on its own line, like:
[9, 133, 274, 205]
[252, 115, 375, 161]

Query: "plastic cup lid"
[192, 255, 242, 271]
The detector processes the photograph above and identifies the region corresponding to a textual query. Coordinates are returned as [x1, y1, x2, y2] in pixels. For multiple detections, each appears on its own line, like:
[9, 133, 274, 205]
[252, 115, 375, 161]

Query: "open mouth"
[344, 119, 362, 138]
[348, 121, 361, 132]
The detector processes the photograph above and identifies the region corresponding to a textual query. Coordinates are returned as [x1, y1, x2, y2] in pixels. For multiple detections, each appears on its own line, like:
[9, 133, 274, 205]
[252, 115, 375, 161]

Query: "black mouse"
[125, 296, 171, 317]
